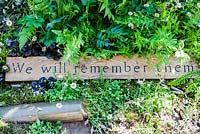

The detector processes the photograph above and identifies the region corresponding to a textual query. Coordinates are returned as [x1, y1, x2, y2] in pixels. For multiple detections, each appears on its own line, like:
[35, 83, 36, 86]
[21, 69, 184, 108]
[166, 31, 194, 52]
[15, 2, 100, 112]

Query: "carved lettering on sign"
[5, 56, 198, 81]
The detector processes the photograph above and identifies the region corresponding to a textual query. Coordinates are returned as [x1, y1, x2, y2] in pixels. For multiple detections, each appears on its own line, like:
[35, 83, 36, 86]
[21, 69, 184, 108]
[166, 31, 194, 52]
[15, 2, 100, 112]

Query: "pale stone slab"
[5, 56, 198, 81]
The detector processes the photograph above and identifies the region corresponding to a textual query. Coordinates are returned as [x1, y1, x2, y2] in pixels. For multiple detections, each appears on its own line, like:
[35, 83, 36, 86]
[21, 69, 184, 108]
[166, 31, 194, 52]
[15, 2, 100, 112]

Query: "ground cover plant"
[0, 0, 200, 133]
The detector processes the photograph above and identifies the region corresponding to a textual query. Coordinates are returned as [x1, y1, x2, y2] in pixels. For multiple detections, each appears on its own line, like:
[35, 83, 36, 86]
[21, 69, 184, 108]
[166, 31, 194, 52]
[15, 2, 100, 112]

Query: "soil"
[62, 121, 89, 134]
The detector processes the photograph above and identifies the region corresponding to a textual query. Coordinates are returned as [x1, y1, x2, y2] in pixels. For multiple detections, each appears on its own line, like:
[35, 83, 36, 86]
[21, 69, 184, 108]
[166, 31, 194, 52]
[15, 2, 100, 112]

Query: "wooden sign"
[0, 101, 85, 122]
[5, 56, 198, 81]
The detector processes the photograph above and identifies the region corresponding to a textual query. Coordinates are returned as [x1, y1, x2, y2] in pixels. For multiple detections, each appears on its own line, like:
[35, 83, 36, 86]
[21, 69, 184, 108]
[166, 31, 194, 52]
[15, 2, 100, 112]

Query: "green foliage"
[169, 70, 200, 101]
[44, 78, 178, 133]
[18, 26, 36, 50]
[96, 25, 127, 48]
[27, 0, 48, 13]
[185, 10, 200, 28]
[44, 79, 81, 102]
[17, 0, 80, 47]
[0, 83, 43, 106]
[27, 119, 64, 134]
[53, 29, 84, 63]
[0, 122, 29, 134]
[6, 0, 199, 63]
[17, 14, 44, 49]
[98, 0, 115, 20]
[18, 15, 44, 28]
[0, 42, 9, 63]
[133, 99, 199, 134]
[42, 74, 200, 133]
[81, 80, 124, 127]
[1, 1, 200, 133]
[150, 27, 177, 52]
[1, 79, 200, 133]
[126, 81, 176, 114]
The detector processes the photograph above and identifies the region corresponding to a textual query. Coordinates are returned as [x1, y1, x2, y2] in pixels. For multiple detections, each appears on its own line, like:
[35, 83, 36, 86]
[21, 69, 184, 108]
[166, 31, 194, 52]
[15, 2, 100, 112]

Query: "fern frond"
[98, 0, 115, 20]
[174, 70, 200, 101]
[53, 29, 84, 63]
[186, 77, 200, 93]
[107, 26, 126, 39]
[18, 26, 36, 50]
[169, 70, 200, 86]
[64, 33, 84, 64]
[28, 0, 48, 12]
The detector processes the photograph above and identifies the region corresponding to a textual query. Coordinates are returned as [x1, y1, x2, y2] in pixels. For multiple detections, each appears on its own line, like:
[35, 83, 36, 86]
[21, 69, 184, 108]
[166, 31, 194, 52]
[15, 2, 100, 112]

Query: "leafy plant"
[96, 25, 127, 48]
[98, 0, 115, 20]
[17, 15, 44, 49]
[0, 42, 9, 63]
[53, 29, 84, 63]
[3, 0, 199, 64]
[169, 70, 200, 101]
[78, 80, 124, 133]
[0, 83, 43, 106]
[27, 119, 64, 134]
[0, 122, 29, 134]
[44, 78, 81, 102]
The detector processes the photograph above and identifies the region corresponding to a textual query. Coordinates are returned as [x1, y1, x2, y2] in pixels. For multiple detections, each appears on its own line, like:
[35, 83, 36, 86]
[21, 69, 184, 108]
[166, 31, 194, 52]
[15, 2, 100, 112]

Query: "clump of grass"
[0, 83, 43, 106]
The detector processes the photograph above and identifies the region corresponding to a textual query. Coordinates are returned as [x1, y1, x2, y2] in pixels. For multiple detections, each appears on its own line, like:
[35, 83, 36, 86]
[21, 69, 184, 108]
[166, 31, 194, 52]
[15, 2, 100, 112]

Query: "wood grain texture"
[5, 56, 198, 81]
[0, 101, 85, 122]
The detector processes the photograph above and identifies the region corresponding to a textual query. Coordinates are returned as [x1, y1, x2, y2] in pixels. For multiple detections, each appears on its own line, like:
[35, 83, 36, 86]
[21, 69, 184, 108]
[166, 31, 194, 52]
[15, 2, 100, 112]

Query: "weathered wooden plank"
[5, 56, 198, 81]
[0, 101, 85, 122]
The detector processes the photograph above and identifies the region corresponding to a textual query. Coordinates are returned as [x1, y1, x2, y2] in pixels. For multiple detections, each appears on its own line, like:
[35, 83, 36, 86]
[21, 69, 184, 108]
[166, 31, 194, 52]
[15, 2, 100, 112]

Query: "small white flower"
[118, 114, 126, 122]
[175, 50, 185, 58]
[174, 0, 179, 2]
[70, 83, 77, 89]
[128, 23, 134, 29]
[197, 23, 200, 28]
[3, 9, 6, 14]
[0, 42, 4, 46]
[107, 114, 113, 120]
[137, 80, 144, 85]
[6, 20, 12, 27]
[5, 6, 9, 9]
[56, 103, 63, 109]
[157, 46, 163, 50]
[57, 74, 64, 79]
[34, 91, 40, 96]
[166, 16, 170, 21]
[2, 65, 9, 71]
[170, 7, 175, 11]
[197, 3, 200, 8]
[186, 12, 192, 17]
[176, 2, 182, 8]
[15, 0, 23, 5]
[165, 2, 170, 7]
[128, 11, 133, 16]
[37, 107, 42, 111]
[154, 13, 160, 17]
[42, 47, 47, 52]
[62, 82, 67, 87]
[32, 36, 37, 41]
[144, 3, 149, 7]
[157, 8, 162, 12]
